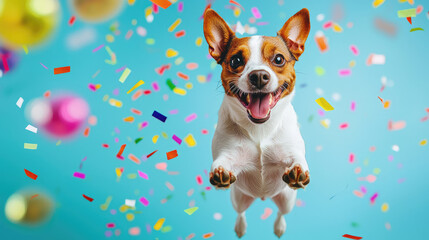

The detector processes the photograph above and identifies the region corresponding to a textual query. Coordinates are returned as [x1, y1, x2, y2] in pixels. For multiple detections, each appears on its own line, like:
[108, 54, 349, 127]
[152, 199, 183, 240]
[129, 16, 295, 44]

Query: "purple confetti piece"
[169, 109, 179, 114]
[152, 82, 160, 91]
[138, 170, 148, 179]
[73, 172, 86, 179]
[172, 134, 182, 145]
[178, 2, 183, 12]
[92, 44, 104, 53]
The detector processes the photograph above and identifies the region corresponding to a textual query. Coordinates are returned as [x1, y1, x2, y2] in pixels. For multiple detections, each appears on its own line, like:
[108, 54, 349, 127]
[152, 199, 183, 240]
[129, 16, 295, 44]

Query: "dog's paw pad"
[209, 166, 236, 189]
[282, 164, 309, 189]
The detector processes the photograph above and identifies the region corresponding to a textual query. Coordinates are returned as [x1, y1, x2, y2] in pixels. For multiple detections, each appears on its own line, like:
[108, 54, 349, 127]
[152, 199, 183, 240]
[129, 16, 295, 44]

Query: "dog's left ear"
[278, 8, 311, 60]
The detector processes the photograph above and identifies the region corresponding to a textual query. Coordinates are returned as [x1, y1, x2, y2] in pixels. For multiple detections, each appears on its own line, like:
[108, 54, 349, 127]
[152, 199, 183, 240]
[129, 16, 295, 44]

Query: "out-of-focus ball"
[0, 0, 60, 48]
[0, 47, 18, 73]
[72, 0, 123, 23]
[25, 95, 89, 138]
[5, 191, 53, 225]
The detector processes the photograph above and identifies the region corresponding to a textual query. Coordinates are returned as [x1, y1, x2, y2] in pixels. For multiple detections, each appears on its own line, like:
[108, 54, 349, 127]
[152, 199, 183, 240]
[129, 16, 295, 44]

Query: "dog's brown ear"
[278, 8, 311, 60]
[203, 9, 235, 63]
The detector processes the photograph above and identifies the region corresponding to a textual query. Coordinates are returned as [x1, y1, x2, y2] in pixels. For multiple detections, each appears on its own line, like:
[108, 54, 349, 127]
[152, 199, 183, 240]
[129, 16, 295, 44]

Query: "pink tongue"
[247, 94, 271, 119]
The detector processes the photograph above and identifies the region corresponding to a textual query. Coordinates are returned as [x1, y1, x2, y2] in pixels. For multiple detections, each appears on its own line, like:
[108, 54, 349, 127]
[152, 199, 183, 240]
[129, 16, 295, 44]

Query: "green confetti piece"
[166, 194, 173, 200]
[166, 79, 176, 90]
[184, 207, 199, 215]
[119, 68, 131, 83]
[397, 8, 416, 18]
[351, 222, 359, 227]
[315, 66, 325, 76]
[24, 143, 37, 150]
[161, 226, 172, 233]
[200, 191, 206, 200]
[135, 137, 143, 144]
[146, 38, 155, 45]
[308, 115, 314, 122]
[410, 27, 424, 32]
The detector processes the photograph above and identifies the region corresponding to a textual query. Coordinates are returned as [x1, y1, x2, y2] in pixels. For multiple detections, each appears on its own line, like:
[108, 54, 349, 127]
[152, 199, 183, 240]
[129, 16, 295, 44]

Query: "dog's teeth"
[269, 94, 273, 105]
[246, 94, 250, 103]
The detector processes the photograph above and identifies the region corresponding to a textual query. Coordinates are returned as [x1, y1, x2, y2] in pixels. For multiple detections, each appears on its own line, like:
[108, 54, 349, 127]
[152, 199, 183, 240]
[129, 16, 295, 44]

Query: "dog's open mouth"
[230, 83, 288, 124]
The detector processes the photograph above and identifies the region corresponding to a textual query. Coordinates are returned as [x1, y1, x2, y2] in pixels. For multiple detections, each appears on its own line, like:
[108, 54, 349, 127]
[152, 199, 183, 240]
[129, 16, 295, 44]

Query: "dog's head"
[203, 8, 310, 124]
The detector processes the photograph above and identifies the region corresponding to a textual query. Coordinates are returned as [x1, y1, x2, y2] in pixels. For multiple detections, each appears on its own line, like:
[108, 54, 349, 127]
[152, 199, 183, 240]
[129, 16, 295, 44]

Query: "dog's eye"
[230, 55, 244, 69]
[273, 54, 285, 66]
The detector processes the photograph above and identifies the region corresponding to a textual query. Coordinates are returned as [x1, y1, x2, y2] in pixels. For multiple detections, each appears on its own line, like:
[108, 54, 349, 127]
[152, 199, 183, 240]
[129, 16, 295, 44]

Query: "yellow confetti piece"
[349, 60, 356, 67]
[185, 82, 193, 89]
[420, 139, 427, 146]
[363, 159, 369, 166]
[173, 87, 187, 95]
[144, 7, 152, 17]
[119, 68, 131, 83]
[154, 218, 165, 231]
[56, 140, 61, 146]
[100, 196, 112, 211]
[184, 207, 199, 215]
[175, 57, 184, 65]
[119, 205, 129, 213]
[320, 119, 330, 128]
[106, 34, 115, 43]
[24, 143, 37, 150]
[233, 7, 241, 17]
[184, 134, 196, 147]
[197, 75, 206, 83]
[332, 23, 343, 32]
[127, 173, 137, 179]
[22, 45, 28, 54]
[195, 37, 202, 46]
[109, 98, 123, 107]
[168, 18, 182, 32]
[152, 135, 159, 144]
[103, 94, 109, 101]
[381, 203, 389, 212]
[161, 132, 168, 139]
[373, 168, 381, 175]
[315, 97, 334, 111]
[373, 0, 385, 8]
[115, 168, 123, 177]
[127, 80, 145, 94]
[123, 116, 135, 123]
[128, 0, 135, 5]
[210, 61, 217, 69]
[166, 48, 178, 58]
[383, 100, 390, 109]
[126, 213, 135, 221]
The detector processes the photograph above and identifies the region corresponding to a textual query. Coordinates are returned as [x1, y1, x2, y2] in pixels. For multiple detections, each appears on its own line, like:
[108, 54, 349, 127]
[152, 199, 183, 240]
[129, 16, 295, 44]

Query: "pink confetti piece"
[40, 62, 48, 69]
[129, 227, 140, 236]
[351, 101, 356, 111]
[139, 121, 149, 129]
[186, 63, 198, 70]
[172, 134, 182, 145]
[165, 181, 175, 191]
[185, 113, 197, 123]
[339, 123, 349, 129]
[152, 3, 159, 13]
[358, 174, 377, 183]
[125, 30, 133, 40]
[155, 162, 167, 171]
[388, 120, 406, 131]
[251, 7, 262, 19]
[201, 129, 209, 134]
[187, 189, 194, 197]
[350, 45, 359, 55]
[92, 44, 104, 53]
[323, 21, 333, 29]
[138, 170, 148, 179]
[317, 109, 325, 116]
[360, 186, 367, 194]
[152, 82, 160, 91]
[196, 175, 203, 185]
[349, 153, 355, 163]
[73, 172, 86, 179]
[370, 192, 378, 204]
[115, 65, 126, 73]
[353, 190, 364, 198]
[398, 178, 406, 184]
[295, 199, 305, 207]
[107, 223, 115, 228]
[169, 109, 179, 114]
[260, 208, 272, 220]
[178, 2, 184, 12]
[338, 69, 351, 77]
[256, 22, 269, 26]
[139, 197, 150, 206]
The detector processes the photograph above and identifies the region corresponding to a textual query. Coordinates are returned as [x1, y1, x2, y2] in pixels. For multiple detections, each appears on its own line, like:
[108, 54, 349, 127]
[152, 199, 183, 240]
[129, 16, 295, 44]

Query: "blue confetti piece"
[152, 111, 167, 122]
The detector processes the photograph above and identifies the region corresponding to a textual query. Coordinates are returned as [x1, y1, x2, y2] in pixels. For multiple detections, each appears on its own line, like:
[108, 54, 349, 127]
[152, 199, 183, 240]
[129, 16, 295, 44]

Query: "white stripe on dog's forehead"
[247, 35, 263, 65]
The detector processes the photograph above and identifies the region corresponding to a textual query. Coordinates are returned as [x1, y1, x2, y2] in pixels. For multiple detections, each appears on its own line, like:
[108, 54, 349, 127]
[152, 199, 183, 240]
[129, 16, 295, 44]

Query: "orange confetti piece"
[31, 194, 39, 199]
[128, 154, 141, 164]
[383, 100, 390, 109]
[123, 116, 135, 123]
[166, 150, 178, 160]
[150, 0, 171, 9]
[117, 144, 126, 158]
[177, 72, 189, 80]
[175, 30, 186, 38]
[54, 66, 70, 74]
[24, 169, 38, 180]
[83, 194, 94, 202]
[203, 232, 214, 239]
[44, 90, 51, 98]
[378, 96, 384, 103]
[132, 89, 143, 101]
[83, 127, 90, 137]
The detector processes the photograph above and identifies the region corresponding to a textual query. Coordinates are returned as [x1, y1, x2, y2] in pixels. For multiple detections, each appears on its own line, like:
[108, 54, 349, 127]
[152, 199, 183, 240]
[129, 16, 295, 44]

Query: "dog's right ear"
[203, 9, 235, 64]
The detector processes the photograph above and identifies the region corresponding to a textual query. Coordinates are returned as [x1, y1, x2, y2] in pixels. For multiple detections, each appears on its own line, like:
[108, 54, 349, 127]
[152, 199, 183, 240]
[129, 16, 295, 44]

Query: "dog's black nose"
[248, 70, 270, 89]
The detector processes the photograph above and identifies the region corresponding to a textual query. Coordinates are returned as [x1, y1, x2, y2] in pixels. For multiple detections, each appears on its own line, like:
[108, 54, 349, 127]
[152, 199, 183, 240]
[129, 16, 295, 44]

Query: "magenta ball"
[43, 96, 89, 137]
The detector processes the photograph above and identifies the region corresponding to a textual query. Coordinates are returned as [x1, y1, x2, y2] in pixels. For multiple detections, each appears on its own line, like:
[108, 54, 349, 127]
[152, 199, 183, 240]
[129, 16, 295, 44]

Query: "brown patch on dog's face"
[260, 36, 297, 99]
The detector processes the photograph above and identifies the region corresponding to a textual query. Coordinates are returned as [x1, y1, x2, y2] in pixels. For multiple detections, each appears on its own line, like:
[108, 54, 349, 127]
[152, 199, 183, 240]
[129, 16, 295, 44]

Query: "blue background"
[1, 0, 429, 239]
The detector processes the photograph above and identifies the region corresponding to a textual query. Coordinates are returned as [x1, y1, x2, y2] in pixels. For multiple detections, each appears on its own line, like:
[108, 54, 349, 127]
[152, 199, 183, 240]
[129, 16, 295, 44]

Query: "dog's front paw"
[282, 164, 310, 189]
[209, 166, 236, 189]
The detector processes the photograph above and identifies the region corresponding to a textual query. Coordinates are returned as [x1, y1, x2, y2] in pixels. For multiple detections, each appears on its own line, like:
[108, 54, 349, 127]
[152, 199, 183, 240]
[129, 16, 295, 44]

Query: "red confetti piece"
[69, 16, 76, 25]
[342, 234, 362, 240]
[24, 169, 38, 180]
[166, 150, 178, 160]
[229, 0, 244, 10]
[196, 175, 203, 185]
[83, 127, 90, 137]
[406, 16, 412, 24]
[44, 90, 51, 98]
[116, 144, 126, 159]
[143, 90, 151, 95]
[175, 30, 186, 38]
[147, 150, 158, 159]
[102, 144, 109, 148]
[54, 66, 70, 74]
[31, 194, 39, 199]
[83, 194, 94, 202]
[1, 55, 9, 72]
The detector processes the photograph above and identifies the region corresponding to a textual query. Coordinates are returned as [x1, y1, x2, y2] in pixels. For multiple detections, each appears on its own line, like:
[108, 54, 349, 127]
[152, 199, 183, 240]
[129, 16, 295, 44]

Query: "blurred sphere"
[72, 0, 123, 23]
[0, 0, 60, 48]
[5, 191, 53, 225]
[0, 46, 18, 72]
[26, 95, 89, 138]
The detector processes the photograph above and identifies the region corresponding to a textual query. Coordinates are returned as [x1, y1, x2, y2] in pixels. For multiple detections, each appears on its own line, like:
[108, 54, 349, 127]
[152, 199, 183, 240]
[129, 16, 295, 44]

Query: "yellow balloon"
[0, 0, 60, 48]
[4, 190, 53, 225]
[72, 0, 123, 23]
